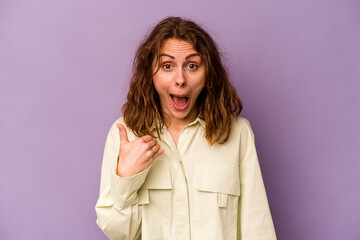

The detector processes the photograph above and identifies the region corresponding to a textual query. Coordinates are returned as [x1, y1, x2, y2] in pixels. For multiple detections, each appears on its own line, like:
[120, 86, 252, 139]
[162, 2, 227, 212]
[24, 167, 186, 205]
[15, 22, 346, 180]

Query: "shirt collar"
[188, 114, 206, 128]
[150, 114, 206, 132]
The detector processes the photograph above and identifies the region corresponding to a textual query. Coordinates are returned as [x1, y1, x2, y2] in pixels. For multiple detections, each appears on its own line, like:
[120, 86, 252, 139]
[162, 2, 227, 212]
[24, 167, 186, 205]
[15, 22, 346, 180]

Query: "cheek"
[195, 69, 206, 88]
[153, 78, 168, 97]
[195, 76, 206, 92]
[195, 80, 205, 97]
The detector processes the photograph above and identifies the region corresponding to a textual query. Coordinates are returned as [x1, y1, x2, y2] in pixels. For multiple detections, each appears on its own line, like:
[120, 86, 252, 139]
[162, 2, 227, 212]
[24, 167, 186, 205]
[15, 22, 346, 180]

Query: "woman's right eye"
[162, 64, 172, 70]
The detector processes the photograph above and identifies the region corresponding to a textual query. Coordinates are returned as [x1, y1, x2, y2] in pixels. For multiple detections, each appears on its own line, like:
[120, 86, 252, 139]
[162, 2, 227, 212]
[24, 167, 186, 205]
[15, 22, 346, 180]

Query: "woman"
[95, 16, 276, 240]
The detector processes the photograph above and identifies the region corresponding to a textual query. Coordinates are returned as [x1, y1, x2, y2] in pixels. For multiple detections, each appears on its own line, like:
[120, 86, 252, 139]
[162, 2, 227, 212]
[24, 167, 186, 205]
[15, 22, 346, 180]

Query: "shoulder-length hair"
[122, 16, 242, 145]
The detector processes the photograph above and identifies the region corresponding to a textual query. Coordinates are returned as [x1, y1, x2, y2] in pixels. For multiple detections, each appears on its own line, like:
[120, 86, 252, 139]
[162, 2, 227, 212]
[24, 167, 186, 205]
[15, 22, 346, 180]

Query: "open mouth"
[170, 94, 189, 110]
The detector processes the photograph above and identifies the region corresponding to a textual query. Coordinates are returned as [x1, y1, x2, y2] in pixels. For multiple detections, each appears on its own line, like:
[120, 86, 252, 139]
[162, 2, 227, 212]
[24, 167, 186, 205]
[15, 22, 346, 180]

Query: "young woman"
[95, 16, 276, 240]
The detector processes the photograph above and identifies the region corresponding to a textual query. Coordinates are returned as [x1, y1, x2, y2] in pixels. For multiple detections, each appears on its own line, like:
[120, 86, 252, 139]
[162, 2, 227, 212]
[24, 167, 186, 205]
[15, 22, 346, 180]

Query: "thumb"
[117, 123, 129, 144]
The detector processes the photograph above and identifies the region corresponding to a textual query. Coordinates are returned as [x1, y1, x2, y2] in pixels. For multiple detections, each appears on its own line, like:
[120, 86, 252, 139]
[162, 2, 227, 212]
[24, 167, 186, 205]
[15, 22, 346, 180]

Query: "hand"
[116, 123, 164, 177]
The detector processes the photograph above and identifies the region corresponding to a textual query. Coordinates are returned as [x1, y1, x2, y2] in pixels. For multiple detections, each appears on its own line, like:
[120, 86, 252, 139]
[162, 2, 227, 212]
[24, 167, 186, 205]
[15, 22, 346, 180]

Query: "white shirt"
[95, 116, 277, 240]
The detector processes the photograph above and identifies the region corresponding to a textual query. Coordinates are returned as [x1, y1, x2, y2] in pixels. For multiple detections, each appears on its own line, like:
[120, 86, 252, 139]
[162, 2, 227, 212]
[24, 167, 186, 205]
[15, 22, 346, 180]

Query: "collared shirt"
[95, 116, 277, 240]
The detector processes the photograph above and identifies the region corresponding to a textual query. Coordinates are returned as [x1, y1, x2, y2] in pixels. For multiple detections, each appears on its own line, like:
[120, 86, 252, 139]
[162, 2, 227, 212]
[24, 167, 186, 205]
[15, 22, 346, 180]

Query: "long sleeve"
[95, 119, 149, 240]
[237, 119, 277, 240]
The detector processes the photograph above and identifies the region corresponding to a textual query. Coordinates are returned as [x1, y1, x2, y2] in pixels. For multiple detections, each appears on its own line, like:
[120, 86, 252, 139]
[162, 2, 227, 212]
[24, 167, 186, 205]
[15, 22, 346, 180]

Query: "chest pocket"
[138, 160, 172, 204]
[194, 163, 240, 207]
[193, 163, 240, 239]
[137, 160, 173, 239]
[194, 163, 240, 206]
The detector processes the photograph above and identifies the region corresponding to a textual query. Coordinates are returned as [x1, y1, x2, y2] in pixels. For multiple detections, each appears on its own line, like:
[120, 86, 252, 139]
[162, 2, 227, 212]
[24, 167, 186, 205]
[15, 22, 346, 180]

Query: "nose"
[175, 70, 186, 87]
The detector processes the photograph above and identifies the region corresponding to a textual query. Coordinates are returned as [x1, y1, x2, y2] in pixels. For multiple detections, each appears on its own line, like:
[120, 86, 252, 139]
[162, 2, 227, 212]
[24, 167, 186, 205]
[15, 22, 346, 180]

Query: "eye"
[162, 63, 173, 71]
[187, 63, 198, 70]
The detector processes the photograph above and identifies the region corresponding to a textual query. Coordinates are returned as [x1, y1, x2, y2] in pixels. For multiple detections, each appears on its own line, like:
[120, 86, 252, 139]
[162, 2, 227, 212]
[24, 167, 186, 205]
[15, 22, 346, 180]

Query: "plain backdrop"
[1, 0, 359, 239]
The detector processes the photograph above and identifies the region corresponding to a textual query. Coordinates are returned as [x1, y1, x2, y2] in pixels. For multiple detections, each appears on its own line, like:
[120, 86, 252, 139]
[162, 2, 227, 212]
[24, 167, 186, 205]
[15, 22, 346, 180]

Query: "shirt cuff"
[111, 166, 151, 209]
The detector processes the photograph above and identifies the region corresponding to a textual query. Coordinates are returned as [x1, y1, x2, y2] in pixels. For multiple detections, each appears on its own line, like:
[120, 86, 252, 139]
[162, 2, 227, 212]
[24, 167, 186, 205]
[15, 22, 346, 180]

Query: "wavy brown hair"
[122, 16, 243, 145]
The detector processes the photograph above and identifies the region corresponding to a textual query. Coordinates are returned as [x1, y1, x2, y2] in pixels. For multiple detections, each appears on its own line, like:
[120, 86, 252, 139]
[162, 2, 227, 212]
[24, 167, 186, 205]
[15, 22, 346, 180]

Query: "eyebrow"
[159, 53, 201, 60]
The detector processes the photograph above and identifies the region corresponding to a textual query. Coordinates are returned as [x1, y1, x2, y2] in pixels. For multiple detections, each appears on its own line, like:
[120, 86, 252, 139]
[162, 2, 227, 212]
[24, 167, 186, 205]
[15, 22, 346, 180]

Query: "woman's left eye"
[187, 63, 198, 69]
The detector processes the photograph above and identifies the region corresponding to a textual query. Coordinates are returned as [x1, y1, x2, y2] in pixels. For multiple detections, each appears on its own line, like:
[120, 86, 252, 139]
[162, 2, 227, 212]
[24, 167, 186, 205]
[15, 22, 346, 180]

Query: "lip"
[170, 94, 190, 111]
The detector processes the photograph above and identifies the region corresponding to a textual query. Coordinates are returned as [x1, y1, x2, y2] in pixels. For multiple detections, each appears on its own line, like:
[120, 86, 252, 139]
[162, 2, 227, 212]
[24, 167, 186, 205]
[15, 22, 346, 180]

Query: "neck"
[165, 113, 197, 148]
[164, 111, 198, 133]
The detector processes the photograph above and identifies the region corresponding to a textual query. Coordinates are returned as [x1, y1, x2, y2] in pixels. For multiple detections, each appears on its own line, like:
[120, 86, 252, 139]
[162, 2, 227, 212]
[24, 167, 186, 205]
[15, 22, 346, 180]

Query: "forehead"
[160, 38, 197, 54]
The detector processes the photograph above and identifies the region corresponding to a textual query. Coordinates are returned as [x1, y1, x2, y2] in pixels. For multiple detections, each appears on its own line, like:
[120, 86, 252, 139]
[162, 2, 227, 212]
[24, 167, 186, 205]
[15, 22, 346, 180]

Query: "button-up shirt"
[95, 116, 276, 240]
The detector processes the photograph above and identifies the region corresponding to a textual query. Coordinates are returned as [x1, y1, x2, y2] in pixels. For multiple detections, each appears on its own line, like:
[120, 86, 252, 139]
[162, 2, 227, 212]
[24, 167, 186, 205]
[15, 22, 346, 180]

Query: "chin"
[164, 101, 196, 123]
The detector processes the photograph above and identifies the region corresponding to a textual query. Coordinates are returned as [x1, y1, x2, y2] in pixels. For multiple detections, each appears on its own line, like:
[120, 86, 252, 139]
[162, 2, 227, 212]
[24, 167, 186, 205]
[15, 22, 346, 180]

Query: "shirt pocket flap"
[140, 161, 172, 190]
[194, 163, 240, 196]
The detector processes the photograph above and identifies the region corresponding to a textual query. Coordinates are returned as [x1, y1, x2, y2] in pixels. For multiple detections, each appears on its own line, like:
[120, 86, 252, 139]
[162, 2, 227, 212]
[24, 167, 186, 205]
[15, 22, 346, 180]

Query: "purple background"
[1, 0, 359, 239]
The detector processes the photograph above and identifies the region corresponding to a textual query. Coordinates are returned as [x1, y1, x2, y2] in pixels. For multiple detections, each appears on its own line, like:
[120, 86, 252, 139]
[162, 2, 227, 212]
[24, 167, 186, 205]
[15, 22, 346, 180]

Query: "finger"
[117, 123, 129, 144]
[145, 143, 160, 158]
[150, 148, 165, 161]
[149, 143, 161, 156]
[146, 140, 157, 149]
[141, 135, 154, 142]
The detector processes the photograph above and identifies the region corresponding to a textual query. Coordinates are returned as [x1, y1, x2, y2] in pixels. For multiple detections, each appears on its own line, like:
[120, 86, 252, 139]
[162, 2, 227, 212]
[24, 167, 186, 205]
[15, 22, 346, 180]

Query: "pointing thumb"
[117, 123, 129, 144]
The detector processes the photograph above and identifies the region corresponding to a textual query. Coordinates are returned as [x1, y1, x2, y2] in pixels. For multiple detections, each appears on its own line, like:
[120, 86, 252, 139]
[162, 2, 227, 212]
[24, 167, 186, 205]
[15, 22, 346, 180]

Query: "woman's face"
[153, 38, 206, 127]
